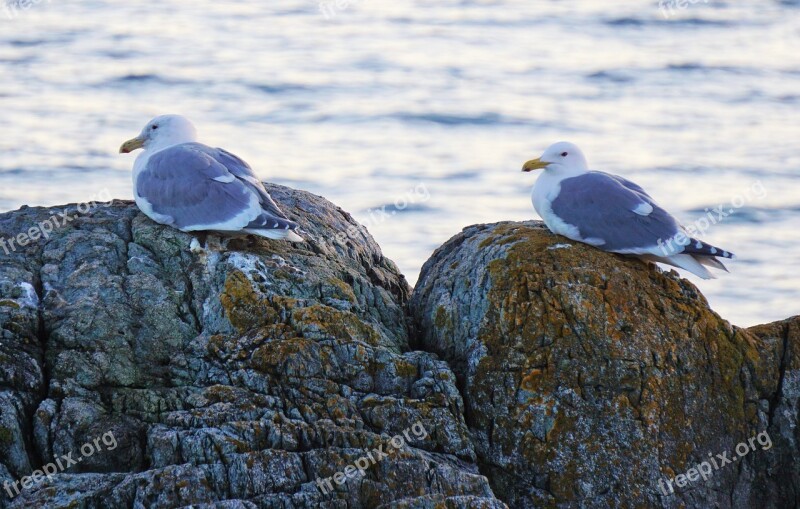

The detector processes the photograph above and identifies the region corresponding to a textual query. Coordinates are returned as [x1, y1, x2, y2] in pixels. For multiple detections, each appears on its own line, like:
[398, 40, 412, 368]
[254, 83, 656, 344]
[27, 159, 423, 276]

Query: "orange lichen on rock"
[412, 220, 791, 508]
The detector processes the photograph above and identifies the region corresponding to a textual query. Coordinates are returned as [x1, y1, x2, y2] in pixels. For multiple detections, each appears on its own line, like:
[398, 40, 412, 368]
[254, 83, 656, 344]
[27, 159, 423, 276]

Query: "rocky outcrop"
[410, 221, 799, 508]
[0, 186, 504, 508]
[2, 192, 798, 509]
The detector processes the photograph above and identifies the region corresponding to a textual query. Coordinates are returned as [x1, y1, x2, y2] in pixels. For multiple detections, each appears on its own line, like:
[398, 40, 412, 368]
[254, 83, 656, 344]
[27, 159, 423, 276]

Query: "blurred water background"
[0, 0, 798, 326]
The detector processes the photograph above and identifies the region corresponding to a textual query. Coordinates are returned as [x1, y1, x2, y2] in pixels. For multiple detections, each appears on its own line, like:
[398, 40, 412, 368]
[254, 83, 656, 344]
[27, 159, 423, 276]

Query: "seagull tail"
[681, 238, 735, 260]
[244, 215, 305, 242]
[244, 228, 305, 242]
[696, 255, 729, 273]
[285, 230, 305, 242]
[646, 253, 716, 279]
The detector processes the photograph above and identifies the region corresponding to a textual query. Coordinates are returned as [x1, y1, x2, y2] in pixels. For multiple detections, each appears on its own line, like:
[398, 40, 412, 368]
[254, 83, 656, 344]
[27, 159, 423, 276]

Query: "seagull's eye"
[560, 151, 568, 157]
[151, 125, 158, 130]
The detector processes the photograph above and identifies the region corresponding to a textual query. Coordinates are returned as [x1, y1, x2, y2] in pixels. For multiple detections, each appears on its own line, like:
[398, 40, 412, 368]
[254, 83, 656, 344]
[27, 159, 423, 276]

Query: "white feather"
[243, 228, 305, 242]
[650, 254, 715, 279]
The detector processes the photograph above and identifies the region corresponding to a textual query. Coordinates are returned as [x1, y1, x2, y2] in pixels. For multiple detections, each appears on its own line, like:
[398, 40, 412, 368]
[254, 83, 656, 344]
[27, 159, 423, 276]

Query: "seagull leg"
[205, 234, 224, 252]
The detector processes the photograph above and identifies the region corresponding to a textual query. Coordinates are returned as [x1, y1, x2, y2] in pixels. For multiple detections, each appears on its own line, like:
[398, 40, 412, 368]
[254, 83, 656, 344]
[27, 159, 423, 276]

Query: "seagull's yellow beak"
[522, 158, 549, 172]
[119, 136, 145, 154]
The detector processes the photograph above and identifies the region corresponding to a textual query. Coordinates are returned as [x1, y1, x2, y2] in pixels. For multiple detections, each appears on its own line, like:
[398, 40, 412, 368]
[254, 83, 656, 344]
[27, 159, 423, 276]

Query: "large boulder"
[410, 221, 798, 508]
[0, 185, 504, 508]
[3, 193, 797, 509]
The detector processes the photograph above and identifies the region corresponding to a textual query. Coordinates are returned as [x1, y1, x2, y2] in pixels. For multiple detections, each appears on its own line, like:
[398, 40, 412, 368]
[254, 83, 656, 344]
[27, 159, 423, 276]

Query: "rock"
[410, 220, 798, 508]
[0, 185, 503, 508]
[4, 192, 797, 509]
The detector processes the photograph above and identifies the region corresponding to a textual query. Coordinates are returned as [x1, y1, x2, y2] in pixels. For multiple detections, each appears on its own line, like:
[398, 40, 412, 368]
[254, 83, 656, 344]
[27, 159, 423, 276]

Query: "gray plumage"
[137, 143, 298, 233]
[551, 172, 680, 253]
[121, 115, 303, 243]
[524, 141, 734, 279]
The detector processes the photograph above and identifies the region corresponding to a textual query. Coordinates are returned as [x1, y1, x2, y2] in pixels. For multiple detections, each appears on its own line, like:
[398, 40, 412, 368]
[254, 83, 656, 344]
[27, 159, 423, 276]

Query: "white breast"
[130, 149, 177, 226]
[131, 151, 152, 208]
[531, 171, 582, 241]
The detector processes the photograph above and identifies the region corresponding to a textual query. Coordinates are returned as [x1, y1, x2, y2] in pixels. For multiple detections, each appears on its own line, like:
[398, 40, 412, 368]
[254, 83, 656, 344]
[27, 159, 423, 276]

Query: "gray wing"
[551, 171, 681, 253]
[609, 174, 654, 200]
[210, 146, 290, 220]
[137, 143, 296, 232]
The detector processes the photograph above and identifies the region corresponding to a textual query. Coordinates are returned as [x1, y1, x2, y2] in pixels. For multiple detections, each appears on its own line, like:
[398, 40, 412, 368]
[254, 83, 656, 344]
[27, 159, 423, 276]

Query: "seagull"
[522, 141, 733, 279]
[119, 114, 304, 243]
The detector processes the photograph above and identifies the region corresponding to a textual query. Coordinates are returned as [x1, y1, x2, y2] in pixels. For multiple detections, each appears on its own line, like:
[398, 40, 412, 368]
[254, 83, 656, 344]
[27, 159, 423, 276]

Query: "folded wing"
[136, 143, 301, 238]
[551, 171, 681, 255]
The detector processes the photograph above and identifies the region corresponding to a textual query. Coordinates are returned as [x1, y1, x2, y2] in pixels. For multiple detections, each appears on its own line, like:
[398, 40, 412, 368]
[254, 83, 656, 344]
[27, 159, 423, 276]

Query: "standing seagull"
[119, 114, 303, 242]
[522, 141, 733, 279]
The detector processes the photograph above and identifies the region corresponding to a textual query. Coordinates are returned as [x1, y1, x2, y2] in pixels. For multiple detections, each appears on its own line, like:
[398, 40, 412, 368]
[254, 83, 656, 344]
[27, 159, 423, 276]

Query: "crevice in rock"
[767, 322, 790, 428]
[181, 269, 202, 334]
[404, 304, 509, 505]
[25, 244, 51, 472]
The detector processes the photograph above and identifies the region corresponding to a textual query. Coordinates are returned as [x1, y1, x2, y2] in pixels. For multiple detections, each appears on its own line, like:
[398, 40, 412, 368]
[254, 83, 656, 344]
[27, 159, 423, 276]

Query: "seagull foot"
[189, 233, 236, 253]
[204, 235, 225, 251]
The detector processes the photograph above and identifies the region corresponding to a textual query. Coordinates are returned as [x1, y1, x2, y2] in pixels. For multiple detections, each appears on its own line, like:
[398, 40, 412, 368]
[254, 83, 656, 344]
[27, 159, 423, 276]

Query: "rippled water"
[1, 0, 798, 326]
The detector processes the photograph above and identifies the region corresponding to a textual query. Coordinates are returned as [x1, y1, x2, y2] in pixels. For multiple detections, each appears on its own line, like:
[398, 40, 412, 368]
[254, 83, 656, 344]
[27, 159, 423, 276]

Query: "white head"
[119, 114, 198, 154]
[522, 141, 589, 176]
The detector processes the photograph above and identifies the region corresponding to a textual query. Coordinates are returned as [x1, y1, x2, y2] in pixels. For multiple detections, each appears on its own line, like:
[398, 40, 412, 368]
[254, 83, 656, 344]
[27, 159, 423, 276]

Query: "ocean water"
[0, 0, 798, 327]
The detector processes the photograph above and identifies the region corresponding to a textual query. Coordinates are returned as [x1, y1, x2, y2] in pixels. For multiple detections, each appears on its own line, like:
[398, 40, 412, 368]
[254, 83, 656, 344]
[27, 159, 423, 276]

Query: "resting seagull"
[119, 114, 303, 242]
[522, 141, 733, 279]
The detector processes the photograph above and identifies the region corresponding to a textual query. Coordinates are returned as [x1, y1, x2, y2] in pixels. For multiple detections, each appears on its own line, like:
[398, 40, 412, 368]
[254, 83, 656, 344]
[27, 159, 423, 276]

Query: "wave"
[389, 112, 531, 127]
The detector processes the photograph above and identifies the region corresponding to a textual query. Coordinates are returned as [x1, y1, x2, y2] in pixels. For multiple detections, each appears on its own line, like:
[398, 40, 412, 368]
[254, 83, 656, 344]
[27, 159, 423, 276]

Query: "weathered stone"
[411, 220, 797, 508]
[0, 186, 501, 508]
[4, 194, 797, 508]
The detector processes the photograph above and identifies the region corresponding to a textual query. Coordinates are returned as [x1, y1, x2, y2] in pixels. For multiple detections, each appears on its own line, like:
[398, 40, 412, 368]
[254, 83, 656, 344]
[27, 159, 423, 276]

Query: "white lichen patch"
[189, 238, 203, 253]
[16, 282, 39, 308]
[547, 243, 572, 250]
[782, 369, 800, 399]
[226, 252, 270, 283]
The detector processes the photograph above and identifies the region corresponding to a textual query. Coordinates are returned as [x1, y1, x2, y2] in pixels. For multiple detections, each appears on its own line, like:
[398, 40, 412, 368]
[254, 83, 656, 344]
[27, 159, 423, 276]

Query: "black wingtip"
[683, 238, 735, 259]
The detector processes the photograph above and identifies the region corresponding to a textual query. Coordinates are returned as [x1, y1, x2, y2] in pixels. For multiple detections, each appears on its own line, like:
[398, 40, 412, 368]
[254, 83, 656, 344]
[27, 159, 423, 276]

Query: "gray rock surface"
[410, 221, 799, 508]
[3, 192, 798, 509]
[0, 185, 504, 508]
